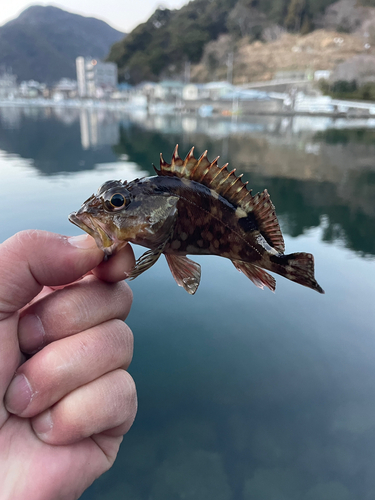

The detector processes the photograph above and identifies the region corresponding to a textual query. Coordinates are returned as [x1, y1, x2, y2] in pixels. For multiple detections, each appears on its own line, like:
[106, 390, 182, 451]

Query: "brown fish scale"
[156, 145, 285, 253]
[162, 182, 262, 263]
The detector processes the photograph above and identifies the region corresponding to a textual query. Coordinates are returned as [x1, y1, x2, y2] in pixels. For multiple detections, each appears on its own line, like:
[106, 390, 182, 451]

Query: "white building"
[182, 83, 209, 101]
[314, 70, 331, 81]
[204, 81, 235, 100]
[0, 70, 18, 99]
[19, 80, 46, 98]
[76, 57, 118, 98]
[154, 81, 184, 101]
[52, 78, 78, 100]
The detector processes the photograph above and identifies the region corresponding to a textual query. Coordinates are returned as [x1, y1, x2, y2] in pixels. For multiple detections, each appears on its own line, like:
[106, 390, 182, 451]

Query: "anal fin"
[232, 260, 276, 292]
[165, 254, 201, 295]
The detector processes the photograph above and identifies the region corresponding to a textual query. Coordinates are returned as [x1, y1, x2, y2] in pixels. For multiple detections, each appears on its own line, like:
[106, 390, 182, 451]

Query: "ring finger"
[5, 318, 133, 418]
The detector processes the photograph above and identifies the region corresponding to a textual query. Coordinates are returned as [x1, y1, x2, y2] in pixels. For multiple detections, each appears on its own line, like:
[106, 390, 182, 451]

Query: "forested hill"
[108, 0, 359, 84]
[0, 5, 125, 84]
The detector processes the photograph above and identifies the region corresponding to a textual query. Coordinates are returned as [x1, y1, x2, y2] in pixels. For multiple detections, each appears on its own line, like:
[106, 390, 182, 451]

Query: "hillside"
[108, 0, 375, 84]
[0, 5, 125, 84]
[192, 29, 367, 83]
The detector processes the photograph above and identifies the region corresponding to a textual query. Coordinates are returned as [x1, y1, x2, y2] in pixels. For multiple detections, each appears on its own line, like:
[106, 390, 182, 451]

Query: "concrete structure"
[76, 57, 117, 98]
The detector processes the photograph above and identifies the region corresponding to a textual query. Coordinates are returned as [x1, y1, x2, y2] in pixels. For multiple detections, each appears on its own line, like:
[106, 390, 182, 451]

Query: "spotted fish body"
[69, 146, 324, 295]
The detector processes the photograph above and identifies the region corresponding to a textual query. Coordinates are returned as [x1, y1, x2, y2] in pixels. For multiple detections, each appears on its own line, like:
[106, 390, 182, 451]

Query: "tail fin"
[269, 252, 324, 294]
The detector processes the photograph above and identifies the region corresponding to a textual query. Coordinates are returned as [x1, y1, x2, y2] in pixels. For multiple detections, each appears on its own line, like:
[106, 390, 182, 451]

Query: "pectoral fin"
[232, 260, 276, 292]
[165, 254, 201, 295]
[128, 248, 163, 280]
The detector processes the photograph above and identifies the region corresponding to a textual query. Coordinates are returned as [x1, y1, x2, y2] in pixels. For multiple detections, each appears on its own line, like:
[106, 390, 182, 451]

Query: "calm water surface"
[1, 106, 375, 500]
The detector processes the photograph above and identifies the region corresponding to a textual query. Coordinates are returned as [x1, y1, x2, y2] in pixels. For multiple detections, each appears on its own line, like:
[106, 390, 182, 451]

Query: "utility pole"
[184, 61, 191, 84]
[227, 52, 234, 84]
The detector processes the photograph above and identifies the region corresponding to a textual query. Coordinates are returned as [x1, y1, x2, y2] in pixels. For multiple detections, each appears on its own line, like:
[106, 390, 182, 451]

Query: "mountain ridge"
[0, 5, 126, 84]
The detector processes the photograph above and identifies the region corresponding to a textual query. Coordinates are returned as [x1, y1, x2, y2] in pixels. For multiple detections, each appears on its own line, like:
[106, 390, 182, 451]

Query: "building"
[0, 70, 18, 99]
[204, 81, 234, 100]
[52, 78, 78, 100]
[19, 80, 46, 98]
[154, 81, 184, 101]
[314, 70, 331, 82]
[182, 83, 209, 101]
[76, 57, 118, 98]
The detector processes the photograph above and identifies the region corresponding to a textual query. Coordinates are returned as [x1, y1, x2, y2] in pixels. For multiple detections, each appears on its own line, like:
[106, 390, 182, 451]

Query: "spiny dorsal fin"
[157, 145, 285, 253]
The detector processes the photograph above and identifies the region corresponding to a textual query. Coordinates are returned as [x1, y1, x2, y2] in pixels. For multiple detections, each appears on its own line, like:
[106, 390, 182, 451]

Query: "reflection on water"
[3, 105, 372, 256]
[0, 106, 375, 500]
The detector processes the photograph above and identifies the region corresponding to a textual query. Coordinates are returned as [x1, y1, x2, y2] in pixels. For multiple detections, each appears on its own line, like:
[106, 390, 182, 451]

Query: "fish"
[69, 145, 324, 295]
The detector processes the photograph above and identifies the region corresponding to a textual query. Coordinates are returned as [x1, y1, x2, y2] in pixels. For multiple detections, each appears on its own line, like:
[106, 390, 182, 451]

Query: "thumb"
[0, 230, 103, 320]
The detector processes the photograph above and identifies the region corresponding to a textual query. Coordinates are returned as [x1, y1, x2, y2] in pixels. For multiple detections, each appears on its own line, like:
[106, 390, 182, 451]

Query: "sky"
[0, 0, 189, 33]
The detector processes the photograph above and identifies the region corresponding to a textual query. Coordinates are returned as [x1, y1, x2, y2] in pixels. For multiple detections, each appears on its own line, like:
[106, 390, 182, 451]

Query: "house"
[52, 78, 77, 100]
[111, 83, 133, 100]
[182, 83, 209, 101]
[135, 82, 157, 99]
[154, 81, 184, 101]
[204, 81, 234, 100]
[19, 80, 46, 98]
[314, 70, 331, 81]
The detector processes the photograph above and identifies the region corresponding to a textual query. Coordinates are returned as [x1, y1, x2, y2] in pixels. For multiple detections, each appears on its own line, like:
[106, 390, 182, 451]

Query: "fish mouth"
[68, 211, 115, 255]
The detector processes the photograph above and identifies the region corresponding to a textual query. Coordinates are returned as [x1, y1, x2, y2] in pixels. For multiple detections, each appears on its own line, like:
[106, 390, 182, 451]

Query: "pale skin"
[0, 230, 137, 500]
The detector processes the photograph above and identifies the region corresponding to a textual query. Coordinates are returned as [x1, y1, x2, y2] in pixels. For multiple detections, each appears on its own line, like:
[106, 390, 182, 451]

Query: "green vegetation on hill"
[107, 0, 236, 83]
[108, 0, 340, 84]
[320, 80, 375, 101]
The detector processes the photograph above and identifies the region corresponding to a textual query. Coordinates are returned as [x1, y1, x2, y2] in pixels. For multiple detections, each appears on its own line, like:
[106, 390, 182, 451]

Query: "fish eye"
[110, 193, 127, 208]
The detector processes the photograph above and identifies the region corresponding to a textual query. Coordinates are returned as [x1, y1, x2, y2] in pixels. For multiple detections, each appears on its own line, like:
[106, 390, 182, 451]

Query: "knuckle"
[112, 281, 133, 318]
[119, 371, 137, 407]
[104, 319, 134, 364]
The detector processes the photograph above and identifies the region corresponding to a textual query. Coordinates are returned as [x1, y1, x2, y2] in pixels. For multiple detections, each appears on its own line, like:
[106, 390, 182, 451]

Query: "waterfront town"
[1, 56, 375, 118]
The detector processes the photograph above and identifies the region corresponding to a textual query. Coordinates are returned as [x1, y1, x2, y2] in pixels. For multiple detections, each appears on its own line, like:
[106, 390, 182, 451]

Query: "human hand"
[0, 230, 137, 500]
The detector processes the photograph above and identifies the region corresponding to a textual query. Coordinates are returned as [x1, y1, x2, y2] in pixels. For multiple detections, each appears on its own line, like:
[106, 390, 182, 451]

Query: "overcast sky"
[0, 0, 189, 33]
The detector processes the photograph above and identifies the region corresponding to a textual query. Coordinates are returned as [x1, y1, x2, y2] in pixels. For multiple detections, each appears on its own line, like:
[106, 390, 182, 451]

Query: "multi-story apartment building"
[76, 57, 118, 97]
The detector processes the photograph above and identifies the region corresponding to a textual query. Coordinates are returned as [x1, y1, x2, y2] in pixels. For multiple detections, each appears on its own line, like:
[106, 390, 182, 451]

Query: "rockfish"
[69, 146, 324, 295]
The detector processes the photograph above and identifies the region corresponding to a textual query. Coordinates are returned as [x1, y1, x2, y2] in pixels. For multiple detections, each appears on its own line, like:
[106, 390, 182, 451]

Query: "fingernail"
[18, 314, 45, 353]
[33, 409, 53, 438]
[68, 234, 97, 249]
[5, 374, 32, 414]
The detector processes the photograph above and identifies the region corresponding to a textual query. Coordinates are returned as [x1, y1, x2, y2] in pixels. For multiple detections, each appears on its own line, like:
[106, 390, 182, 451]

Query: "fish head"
[69, 178, 178, 256]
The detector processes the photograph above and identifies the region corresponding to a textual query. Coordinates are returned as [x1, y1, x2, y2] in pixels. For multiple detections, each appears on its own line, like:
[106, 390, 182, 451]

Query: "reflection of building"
[76, 57, 118, 98]
[79, 109, 119, 149]
[0, 106, 22, 129]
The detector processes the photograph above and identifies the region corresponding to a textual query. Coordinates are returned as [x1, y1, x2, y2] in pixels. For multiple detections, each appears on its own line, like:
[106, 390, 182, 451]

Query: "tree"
[285, 0, 306, 32]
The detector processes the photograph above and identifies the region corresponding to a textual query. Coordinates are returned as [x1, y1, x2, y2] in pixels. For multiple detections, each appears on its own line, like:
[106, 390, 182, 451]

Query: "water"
[1, 105, 375, 500]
